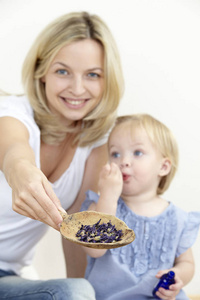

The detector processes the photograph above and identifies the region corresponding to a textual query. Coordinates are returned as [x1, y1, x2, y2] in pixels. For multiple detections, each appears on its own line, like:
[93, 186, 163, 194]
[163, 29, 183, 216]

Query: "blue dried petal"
[76, 219, 122, 243]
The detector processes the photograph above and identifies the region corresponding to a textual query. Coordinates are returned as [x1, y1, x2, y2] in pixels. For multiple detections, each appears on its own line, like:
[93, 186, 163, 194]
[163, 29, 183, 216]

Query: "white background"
[0, 0, 200, 295]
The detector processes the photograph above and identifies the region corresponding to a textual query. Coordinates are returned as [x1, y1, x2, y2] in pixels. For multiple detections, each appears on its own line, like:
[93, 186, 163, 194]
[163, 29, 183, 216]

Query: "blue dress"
[81, 190, 200, 300]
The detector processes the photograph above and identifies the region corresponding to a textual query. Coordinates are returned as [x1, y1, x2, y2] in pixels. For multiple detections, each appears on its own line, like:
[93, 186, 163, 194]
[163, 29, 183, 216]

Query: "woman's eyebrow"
[87, 67, 104, 72]
[52, 62, 104, 72]
[52, 62, 69, 68]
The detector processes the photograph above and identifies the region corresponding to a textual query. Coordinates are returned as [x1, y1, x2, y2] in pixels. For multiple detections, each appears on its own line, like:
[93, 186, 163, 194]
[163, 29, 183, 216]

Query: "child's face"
[108, 123, 165, 197]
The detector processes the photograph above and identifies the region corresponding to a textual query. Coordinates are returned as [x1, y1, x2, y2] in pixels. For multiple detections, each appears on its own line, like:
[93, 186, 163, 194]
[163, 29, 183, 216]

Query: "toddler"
[81, 114, 200, 300]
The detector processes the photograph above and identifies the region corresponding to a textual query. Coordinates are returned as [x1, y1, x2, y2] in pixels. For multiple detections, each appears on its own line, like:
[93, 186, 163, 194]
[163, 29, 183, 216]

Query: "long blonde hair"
[109, 114, 179, 195]
[22, 11, 124, 146]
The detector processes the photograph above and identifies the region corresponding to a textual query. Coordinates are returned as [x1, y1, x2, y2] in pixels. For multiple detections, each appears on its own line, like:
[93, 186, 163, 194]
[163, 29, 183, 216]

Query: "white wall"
[1, 0, 200, 295]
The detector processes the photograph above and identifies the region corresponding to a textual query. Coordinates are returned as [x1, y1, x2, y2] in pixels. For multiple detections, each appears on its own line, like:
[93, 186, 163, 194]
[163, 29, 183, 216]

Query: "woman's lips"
[60, 97, 89, 108]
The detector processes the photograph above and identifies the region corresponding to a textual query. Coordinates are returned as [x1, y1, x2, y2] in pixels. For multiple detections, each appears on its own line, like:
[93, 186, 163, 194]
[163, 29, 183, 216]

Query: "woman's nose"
[69, 76, 86, 95]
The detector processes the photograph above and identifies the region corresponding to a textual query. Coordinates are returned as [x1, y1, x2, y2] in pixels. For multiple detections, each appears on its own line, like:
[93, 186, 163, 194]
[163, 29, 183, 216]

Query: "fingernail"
[59, 207, 66, 213]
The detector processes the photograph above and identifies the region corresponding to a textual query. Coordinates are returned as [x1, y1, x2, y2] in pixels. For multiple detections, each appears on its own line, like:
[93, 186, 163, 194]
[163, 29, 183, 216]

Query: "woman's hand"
[154, 270, 183, 300]
[10, 159, 64, 230]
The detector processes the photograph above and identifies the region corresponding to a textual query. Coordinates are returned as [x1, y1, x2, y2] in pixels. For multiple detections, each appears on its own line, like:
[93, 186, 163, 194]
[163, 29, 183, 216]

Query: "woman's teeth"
[64, 98, 85, 105]
[63, 98, 85, 106]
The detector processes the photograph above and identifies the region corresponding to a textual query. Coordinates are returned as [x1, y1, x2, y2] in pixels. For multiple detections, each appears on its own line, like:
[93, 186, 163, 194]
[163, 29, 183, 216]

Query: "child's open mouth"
[122, 173, 130, 181]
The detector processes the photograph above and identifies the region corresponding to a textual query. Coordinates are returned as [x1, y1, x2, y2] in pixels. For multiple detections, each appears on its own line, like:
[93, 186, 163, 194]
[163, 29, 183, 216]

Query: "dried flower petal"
[76, 219, 123, 243]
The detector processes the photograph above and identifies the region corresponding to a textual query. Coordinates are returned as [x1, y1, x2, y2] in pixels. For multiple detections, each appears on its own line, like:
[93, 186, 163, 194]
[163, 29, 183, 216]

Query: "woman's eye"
[56, 69, 68, 75]
[87, 72, 100, 78]
[134, 150, 143, 157]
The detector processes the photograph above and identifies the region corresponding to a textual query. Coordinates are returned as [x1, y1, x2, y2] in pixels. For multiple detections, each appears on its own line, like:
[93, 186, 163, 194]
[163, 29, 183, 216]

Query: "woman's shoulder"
[0, 94, 39, 138]
[90, 130, 109, 149]
[0, 94, 33, 115]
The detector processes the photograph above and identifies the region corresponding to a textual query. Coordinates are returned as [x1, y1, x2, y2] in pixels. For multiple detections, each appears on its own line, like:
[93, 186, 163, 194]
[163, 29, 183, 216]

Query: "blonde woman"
[0, 11, 124, 299]
[81, 114, 200, 300]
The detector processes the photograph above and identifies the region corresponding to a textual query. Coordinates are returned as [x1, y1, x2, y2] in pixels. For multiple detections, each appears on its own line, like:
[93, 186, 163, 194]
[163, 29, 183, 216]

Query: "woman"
[0, 11, 124, 299]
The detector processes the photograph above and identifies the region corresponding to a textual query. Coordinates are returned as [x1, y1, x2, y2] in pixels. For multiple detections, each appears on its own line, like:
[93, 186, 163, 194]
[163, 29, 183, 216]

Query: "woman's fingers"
[43, 180, 66, 213]
[12, 195, 38, 220]
[8, 160, 65, 229]
[12, 182, 63, 229]
[12, 198, 56, 228]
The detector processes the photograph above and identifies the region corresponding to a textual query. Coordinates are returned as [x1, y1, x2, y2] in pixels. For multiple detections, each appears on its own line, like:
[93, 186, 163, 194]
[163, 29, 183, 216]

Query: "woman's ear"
[159, 158, 171, 177]
[41, 76, 46, 83]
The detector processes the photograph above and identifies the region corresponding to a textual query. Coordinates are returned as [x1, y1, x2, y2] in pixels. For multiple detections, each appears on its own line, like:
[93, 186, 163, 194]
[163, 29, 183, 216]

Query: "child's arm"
[154, 248, 194, 299]
[172, 247, 195, 285]
[95, 163, 123, 214]
[82, 163, 123, 258]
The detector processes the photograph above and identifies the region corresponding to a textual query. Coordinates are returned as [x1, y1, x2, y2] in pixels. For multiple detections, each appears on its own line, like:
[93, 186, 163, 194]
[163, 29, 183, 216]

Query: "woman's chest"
[40, 140, 77, 183]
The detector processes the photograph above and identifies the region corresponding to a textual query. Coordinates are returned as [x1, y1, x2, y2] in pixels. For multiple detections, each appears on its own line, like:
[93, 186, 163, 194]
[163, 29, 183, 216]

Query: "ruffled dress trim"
[82, 190, 200, 277]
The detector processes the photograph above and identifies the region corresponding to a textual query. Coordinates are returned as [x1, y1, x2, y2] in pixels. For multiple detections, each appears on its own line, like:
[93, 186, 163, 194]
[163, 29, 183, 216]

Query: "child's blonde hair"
[109, 114, 179, 195]
[22, 11, 124, 146]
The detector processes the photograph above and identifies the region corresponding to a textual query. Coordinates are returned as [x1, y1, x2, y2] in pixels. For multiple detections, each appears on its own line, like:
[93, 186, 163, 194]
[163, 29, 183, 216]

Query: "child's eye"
[111, 152, 120, 158]
[134, 150, 143, 157]
[56, 69, 68, 75]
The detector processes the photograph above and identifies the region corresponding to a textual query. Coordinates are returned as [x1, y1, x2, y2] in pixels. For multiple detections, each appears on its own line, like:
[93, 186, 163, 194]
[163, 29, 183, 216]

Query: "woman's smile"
[59, 96, 89, 108]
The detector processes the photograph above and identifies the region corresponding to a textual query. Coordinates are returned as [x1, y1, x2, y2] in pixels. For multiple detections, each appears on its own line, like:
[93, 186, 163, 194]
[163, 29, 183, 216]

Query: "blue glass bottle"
[152, 271, 175, 299]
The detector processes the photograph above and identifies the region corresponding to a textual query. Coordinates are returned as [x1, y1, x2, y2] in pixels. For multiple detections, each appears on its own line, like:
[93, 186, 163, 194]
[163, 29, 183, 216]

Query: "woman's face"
[42, 39, 104, 125]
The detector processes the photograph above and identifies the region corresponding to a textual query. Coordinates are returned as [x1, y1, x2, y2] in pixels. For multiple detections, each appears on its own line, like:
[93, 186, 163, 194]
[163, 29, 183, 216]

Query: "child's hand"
[98, 162, 123, 200]
[155, 270, 183, 300]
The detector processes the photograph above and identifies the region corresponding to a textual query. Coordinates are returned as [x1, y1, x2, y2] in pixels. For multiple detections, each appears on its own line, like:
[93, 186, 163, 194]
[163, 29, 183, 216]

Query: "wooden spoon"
[60, 210, 135, 249]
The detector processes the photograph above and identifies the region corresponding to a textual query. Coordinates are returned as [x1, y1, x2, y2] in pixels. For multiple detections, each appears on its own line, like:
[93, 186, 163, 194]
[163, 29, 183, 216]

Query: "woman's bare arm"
[0, 116, 63, 229]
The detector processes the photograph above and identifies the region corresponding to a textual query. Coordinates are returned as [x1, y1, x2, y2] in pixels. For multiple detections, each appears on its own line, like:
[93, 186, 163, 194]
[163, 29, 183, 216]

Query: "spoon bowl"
[60, 210, 135, 249]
